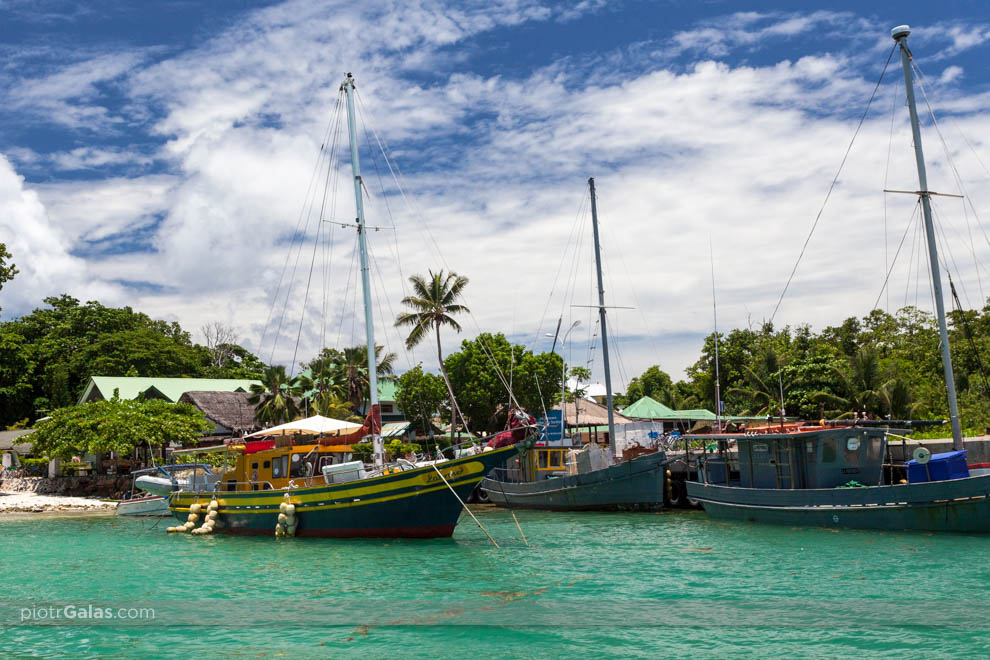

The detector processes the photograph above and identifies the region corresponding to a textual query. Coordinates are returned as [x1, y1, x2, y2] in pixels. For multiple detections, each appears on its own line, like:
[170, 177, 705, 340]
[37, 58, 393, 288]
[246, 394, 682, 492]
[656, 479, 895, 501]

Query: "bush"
[350, 442, 374, 462]
[19, 457, 48, 475]
[350, 440, 423, 462]
[386, 439, 421, 461]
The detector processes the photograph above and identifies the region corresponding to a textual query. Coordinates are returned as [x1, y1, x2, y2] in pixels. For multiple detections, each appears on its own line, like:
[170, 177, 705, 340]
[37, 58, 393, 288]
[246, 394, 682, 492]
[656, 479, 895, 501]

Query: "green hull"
[169, 445, 518, 538]
[688, 474, 990, 533]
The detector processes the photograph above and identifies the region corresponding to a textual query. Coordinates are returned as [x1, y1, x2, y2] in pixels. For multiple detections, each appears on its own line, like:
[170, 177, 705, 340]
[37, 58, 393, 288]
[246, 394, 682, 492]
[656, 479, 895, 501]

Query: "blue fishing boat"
[686, 26, 990, 533]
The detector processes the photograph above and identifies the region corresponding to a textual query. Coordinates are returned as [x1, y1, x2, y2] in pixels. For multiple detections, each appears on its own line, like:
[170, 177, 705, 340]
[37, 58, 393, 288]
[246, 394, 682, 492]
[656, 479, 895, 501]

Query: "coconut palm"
[395, 270, 469, 439]
[336, 345, 397, 410]
[812, 347, 886, 418]
[727, 347, 785, 416]
[297, 355, 348, 418]
[248, 365, 303, 426]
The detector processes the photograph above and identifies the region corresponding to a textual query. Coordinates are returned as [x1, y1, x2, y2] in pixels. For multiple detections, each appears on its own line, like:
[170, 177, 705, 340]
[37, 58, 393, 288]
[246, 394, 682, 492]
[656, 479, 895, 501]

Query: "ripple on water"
[3, 510, 990, 657]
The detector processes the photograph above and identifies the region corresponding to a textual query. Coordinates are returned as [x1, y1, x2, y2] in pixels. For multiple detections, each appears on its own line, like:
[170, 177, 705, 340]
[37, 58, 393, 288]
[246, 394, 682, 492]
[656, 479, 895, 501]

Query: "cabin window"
[272, 455, 288, 479]
[536, 449, 567, 471]
[821, 438, 837, 463]
[263, 460, 271, 469]
[251, 462, 259, 470]
[867, 437, 884, 461]
[317, 455, 336, 472]
[290, 453, 315, 478]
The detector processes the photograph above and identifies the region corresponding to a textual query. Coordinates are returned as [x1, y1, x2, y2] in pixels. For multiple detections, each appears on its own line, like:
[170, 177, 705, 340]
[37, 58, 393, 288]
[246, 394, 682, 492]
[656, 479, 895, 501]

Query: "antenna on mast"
[709, 236, 722, 432]
[892, 24, 964, 450]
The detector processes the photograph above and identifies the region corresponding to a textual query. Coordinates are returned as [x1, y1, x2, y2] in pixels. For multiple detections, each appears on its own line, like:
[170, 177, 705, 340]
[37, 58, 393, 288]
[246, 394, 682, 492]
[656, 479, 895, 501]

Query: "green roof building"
[620, 396, 677, 419]
[78, 377, 263, 405]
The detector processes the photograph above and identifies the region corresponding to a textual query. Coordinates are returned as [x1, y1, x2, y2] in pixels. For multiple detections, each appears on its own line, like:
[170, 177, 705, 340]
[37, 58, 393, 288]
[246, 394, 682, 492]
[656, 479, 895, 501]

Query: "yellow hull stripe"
[172, 460, 487, 508]
[170, 474, 483, 515]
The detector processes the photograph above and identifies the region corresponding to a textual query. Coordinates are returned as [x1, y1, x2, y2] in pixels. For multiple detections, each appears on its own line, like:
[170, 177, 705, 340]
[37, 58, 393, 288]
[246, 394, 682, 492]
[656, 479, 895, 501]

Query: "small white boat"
[116, 494, 169, 517]
[133, 464, 218, 496]
[116, 464, 217, 517]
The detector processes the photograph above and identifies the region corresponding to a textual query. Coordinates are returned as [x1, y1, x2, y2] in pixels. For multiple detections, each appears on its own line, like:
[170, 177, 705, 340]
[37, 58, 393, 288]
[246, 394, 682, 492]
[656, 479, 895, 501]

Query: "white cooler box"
[322, 461, 367, 484]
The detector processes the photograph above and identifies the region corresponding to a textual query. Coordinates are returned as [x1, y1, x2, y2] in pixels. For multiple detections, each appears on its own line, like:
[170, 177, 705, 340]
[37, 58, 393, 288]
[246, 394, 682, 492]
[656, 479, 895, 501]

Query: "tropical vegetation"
[3, 284, 989, 441]
[618, 305, 990, 433]
[27, 396, 212, 469]
[395, 270, 470, 438]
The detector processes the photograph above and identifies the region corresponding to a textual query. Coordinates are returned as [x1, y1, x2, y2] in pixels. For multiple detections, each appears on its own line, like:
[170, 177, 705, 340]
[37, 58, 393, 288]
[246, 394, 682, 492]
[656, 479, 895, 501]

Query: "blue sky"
[2, 1, 990, 387]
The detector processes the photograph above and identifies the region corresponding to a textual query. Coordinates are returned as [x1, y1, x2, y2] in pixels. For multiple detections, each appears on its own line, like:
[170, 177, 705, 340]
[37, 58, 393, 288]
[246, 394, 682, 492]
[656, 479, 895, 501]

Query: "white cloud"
[939, 65, 964, 85]
[49, 146, 155, 171]
[8, 52, 146, 129]
[0, 154, 122, 316]
[33, 174, 176, 245]
[5, 3, 990, 393]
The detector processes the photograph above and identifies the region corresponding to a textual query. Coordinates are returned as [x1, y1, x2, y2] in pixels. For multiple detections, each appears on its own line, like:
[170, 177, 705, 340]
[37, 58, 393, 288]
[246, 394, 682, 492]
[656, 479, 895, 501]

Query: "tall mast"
[710, 237, 722, 432]
[342, 73, 384, 466]
[588, 177, 616, 455]
[892, 27, 963, 450]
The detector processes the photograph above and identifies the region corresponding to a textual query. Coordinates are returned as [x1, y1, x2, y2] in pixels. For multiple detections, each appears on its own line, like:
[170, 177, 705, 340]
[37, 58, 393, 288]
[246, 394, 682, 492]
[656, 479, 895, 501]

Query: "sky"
[2, 0, 990, 392]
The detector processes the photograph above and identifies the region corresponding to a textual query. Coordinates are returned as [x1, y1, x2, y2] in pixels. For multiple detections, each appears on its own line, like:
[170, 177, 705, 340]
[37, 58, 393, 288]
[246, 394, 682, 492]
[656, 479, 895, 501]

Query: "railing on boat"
[215, 480, 276, 492]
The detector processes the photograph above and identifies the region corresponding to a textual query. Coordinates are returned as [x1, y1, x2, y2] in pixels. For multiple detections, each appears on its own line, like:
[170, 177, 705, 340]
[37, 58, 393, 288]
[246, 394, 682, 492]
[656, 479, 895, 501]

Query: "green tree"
[395, 270, 470, 438]
[443, 333, 562, 434]
[74, 327, 207, 379]
[297, 354, 346, 415]
[0, 329, 34, 424]
[0, 295, 213, 423]
[201, 344, 266, 379]
[566, 366, 592, 402]
[622, 365, 673, 405]
[0, 243, 16, 308]
[27, 398, 211, 467]
[395, 365, 448, 430]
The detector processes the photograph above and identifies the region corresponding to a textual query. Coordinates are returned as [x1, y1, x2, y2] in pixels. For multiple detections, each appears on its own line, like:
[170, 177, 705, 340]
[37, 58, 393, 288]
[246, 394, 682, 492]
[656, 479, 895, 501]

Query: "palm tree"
[297, 355, 348, 418]
[812, 347, 885, 418]
[727, 347, 785, 416]
[248, 365, 303, 426]
[336, 345, 397, 410]
[395, 270, 469, 439]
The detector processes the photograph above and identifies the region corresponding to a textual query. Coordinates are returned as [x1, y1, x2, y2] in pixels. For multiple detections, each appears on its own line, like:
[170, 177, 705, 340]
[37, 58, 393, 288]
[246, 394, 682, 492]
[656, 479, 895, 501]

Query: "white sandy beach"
[0, 491, 115, 513]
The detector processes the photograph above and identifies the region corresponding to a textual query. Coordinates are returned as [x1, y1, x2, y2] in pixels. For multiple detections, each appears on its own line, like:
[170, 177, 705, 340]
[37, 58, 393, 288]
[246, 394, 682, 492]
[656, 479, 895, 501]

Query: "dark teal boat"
[687, 25, 990, 534]
[480, 177, 668, 512]
[482, 448, 667, 511]
[687, 426, 990, 533]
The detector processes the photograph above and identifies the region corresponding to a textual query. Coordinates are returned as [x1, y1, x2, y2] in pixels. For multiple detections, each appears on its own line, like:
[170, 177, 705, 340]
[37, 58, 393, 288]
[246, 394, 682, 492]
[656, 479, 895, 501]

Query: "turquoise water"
[3, 508, 990, 658]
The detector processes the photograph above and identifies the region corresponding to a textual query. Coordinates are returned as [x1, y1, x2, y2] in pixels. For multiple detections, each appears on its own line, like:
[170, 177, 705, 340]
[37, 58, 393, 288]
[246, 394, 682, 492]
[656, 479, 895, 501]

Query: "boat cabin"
[703, 427, 888, 489]
[227, 442, 355, 491]
[171, 440, 356, 492]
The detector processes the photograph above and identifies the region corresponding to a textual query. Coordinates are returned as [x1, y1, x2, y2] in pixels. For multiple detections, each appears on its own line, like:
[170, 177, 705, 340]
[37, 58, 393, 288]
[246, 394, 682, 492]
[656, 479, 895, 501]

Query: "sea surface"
[2, 507, 990, 658]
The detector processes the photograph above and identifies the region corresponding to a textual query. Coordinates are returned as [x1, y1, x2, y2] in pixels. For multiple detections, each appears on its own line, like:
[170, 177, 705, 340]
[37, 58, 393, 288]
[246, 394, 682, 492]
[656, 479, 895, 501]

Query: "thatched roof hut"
[178, 391, 260, 435]
[553, 398, 633, 428]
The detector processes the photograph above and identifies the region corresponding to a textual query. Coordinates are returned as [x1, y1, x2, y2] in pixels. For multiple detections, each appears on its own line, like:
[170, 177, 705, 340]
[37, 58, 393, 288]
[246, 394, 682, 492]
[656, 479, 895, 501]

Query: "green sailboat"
[169, 74, 526, 538]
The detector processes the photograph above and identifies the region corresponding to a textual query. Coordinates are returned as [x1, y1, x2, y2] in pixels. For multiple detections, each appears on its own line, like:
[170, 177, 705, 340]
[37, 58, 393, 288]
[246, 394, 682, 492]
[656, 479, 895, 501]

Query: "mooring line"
[431, 464, 499, 548]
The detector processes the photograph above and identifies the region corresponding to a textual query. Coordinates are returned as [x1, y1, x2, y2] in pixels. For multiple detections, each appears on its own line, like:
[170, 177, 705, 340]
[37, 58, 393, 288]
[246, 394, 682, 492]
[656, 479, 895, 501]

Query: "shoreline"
[0, 490, 116, 514]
